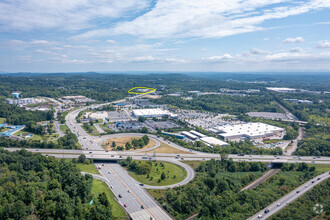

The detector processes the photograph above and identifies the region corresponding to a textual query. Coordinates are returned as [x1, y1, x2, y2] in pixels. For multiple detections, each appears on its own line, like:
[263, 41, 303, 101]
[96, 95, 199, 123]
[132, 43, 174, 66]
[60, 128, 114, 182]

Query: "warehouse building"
[181, 131, 198, 140]
[189, 130, 206, 138]
[215, 122, 285, 142]
[132, 108, 177, 118]
[200, 137, 229, 147]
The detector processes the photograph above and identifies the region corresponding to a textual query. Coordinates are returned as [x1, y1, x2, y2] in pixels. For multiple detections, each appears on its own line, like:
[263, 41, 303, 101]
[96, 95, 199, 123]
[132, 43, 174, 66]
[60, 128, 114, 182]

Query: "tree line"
[0, 148, 112, 219]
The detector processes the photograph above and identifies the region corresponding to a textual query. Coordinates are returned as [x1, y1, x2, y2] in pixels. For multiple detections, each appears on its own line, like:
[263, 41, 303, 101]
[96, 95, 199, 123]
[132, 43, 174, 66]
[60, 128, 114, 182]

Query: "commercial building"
[200, 137, 229, 147]
[132, 108, 177, 118]
[189, 130, 206, 138]
[6, 98, 35, 105]
[214, 122, 285, 141]
[266, 87, 297, 93]
[181, 131, 198, 140]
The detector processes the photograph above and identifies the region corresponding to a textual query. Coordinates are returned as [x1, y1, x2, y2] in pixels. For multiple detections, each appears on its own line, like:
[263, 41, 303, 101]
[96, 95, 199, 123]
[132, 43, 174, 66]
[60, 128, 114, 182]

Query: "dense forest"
[153, 94, 282, 115]
[0, 101, 53, 125]
[0, 148, 112, 219]
[152, 158, 319, 219]
[295, 123, 330, 156]
[0, 132, 80, 149]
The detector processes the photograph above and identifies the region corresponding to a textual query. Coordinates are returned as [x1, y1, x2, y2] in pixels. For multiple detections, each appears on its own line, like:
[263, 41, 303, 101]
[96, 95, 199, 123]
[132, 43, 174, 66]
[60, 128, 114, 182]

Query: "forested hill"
[0, 148, 112, 219]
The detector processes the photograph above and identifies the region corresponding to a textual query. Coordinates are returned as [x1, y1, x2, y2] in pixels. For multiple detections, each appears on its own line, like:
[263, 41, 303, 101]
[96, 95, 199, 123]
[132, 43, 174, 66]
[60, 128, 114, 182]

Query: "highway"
[95, 162, 172, 220]
[10, 94, 327, 220]
[248, 172, 330, 220]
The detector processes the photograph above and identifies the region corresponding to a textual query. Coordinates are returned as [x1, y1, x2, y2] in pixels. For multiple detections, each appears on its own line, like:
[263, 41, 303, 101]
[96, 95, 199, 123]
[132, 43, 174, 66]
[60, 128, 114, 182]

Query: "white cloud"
[0, 0, 151, 31]
[76, 0, 330, 39]
[282, 37, 305, 43]
[30, 40, 56, 46]
[289, 47, 304, 52]
[317, 40, 330, 48]
[204, 54, 233, 62]
[106, 40, 117, 44]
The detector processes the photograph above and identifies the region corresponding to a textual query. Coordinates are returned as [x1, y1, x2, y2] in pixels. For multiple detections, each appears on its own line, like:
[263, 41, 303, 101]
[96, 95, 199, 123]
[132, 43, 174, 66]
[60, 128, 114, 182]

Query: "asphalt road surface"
[248, 172, 330, 220]
[95, 162, 172, 220]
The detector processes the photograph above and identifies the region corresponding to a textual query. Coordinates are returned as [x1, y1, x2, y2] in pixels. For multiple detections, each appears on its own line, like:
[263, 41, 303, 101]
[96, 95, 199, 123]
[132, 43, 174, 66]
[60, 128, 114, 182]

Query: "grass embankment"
[102, 136, 156, 151]
[313, 164, 330, 173]
[128, 161, 187, 186]
[0, 117, 6, 124]
[145, 143, 193, 154]
[92, 179, 128, 219]
[59, 124, 70, 133]
[81, 124, 100, 136]
[76, 163, 99, 174]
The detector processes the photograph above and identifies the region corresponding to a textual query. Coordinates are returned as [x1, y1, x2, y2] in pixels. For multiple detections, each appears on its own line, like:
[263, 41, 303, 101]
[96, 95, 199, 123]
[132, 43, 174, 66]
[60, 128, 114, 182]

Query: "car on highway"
[111, 155, 114, 157]
[36, 149, 39, 151]
[102, 164, 104, 166]
[258, 214, 263, 218]
[119, 156, 123, 158]
[264, 209, 269, 213]
[118, 194, 122, 198]
[89, 152, 92, 154]
[175, 157, 179, 159]
[317, 177, 321, 180]
[238, 153, 244, 156]
[139, 183, 144, 186]
[141, 205, 144, 209]
[124, 204, 127, 207]
[296, 190, 300, 193]
[108, 171, 111, 174]
[127, 190, 130, 193]
[110, 186, 113, 189]
[277, 203, 281, 206]
[312, 181, 315, 183]
[305, 184, 308, 187]
[181, 158, 184, 160]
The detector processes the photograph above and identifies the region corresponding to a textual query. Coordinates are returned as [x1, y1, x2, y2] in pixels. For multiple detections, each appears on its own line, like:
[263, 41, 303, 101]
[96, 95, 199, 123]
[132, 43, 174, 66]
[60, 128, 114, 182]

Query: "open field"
[102, 136, 156, 151]
[92, 179, 128, 219]
[127, 161, 187, 186]
[145, 142, 193, 154]
[183, 161, 203, 169]
[15, 130, 58, 141]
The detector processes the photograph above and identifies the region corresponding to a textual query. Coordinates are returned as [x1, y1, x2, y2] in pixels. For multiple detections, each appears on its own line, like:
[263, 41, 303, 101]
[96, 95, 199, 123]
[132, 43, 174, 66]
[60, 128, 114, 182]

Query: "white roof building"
[200, 137, 229, 147]
[216, 122, 285, 141]
[189, 130, 206, 138]
[132, 108, 177, 118]
[181, 131, 198, 140]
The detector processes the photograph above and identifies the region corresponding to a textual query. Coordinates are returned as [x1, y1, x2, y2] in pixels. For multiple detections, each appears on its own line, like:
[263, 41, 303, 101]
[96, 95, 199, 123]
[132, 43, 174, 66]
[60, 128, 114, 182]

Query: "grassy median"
[126, 160, 187, 186]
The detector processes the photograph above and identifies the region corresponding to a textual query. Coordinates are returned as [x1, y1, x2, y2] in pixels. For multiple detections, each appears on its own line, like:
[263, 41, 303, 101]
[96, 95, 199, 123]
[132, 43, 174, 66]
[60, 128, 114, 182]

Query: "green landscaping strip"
[92, 179, 127, 219]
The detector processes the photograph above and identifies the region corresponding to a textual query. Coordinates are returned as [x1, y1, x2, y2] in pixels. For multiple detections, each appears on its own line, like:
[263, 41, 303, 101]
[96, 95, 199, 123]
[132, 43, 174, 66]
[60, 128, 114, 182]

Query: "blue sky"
[1, 0, 330, 72]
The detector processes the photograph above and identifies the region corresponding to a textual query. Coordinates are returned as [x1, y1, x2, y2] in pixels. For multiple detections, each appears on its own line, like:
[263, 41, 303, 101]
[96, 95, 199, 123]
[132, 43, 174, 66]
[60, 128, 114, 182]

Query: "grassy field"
[0, 117, 6, 124]
[128, 161, 187, 186]
[145, 143, 193, 154]
[76, 163, 99, 174]
[14, 129, 58, 141]
[81, 124, 100, 136]
[59, 124, 70, 133]
[102, 136, 156, 151]
[313, 164, 330, 173]
[92, 179, 128, 219]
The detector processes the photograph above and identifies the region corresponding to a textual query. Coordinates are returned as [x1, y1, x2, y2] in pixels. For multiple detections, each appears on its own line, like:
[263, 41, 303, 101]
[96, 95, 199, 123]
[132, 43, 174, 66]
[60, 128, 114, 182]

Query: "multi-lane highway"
[95, 162, 172, 220]
[248, 172, 330, 219]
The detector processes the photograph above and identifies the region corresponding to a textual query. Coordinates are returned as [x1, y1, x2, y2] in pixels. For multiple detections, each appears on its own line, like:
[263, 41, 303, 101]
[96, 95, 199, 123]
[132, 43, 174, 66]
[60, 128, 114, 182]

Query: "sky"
[1, 0, 330, 73]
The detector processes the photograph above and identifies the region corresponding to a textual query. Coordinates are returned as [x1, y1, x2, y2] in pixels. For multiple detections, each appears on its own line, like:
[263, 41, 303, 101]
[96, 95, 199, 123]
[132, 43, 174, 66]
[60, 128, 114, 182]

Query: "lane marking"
[105, 163, 158, 220]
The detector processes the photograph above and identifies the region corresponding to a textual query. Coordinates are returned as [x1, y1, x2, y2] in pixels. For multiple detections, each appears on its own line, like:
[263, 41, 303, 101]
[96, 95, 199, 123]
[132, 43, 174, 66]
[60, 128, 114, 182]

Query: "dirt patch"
[102, 136, 156, 151]
[145, 143, 193, 154]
